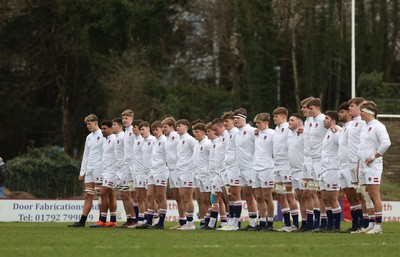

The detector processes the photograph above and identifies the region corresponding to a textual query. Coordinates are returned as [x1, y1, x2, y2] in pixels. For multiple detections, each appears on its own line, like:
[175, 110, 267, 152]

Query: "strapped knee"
[360, 185, 374, 209]
[275, 184, 286, 194]
[85, 187, 95, 195]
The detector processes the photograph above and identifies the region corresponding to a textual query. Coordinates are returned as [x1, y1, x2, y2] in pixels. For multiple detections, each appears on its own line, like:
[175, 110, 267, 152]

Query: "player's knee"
[275, 184, 286, 194]
[360, 185, 374, 209]
[85, 187, 95, 195]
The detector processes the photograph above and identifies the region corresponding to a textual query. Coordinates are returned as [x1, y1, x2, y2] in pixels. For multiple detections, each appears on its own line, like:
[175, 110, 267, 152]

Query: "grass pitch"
[0, 222, 399, 257]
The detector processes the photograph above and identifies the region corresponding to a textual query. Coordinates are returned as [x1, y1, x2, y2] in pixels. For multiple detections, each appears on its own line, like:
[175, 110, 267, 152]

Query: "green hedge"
[5, 146, 83, 198]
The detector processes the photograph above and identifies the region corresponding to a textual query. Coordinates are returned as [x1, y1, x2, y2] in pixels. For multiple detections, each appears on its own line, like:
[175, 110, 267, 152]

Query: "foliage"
[5, 146, 82, 198]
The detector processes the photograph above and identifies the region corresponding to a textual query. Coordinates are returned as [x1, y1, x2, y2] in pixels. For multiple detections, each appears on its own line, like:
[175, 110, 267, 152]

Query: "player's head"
[132, 119, 143, 135]
[139, 121, 151, 138]
[273, 107, 288, 125]
[192, 122, 206, 141]
[206, 122, 218, 140]
[211, 118, 225, 136]
[337, 102, 352, 123]
[359, 100, 378, 119]
[233, 108, 247, 128]
[324, 110, 338, 129]
[348, 97, 365, 117]
[176, 119, 190, 135]
[307, 98, 322, 117]
[254, 113, 270, 131]
[300, 96, 315, 117]
[221, 111, 235, 130]
[151, 120, 163, 138]
[100, 120, 113, 137]
[84, 114, 99, 132]
[161, 116, 176, 136]
[112, 118, 123, 134]
[121, 109, 134, 128]
[288, 113, 304, 131]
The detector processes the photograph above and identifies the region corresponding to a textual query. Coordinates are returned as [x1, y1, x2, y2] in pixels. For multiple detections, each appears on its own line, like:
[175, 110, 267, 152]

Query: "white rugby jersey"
[114, 131, 125, 177]
[225, 127, 239, 170]
[310, 114, 326, 161]
[253, 128, 275, 171]
[176, 133, 196, 175]
[141, 135, 156, 175]
[151, 135, 168, 174]
[288, 128, 304, 172]
[348, 116, 366, 162]
[164, 131, 179, 171]
[209, 138, 218, 177]
[123, 126, 136, 167]
[273, 122, 290, 165]
[193, 138, 212, 176]
[133, 134, 144, 174]
[303, 117, 313, 158]
[80, 129, 104, 176]
[321, 128, 340, 171]
[235, 124, 256, 171]
[358, 119, 391, 163]
[215, 130, 228, 174]
[102, 134, 116, 175]
[339, 121, 352, 164]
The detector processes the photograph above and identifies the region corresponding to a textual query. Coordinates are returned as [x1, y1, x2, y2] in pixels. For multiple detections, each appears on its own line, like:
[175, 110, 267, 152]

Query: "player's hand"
[78, 175, 84, 180]
[297, 126, 304, 135]
[365, 157, 373, 167]
[330, 125, 340, 133]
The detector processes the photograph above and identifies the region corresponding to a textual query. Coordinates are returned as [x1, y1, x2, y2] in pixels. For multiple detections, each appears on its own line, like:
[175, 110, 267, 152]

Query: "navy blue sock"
[283, 212, 291, 227]
[334, 212, 341, 229]
[147, 213, 154, 225]
[134, 205, 139, 222]
[79, 215, 87, 224]
[307, 212, 314, 229]
[179, 218, 187, 226]
[363, 217, 369, 228]
[159, 213, 166, 226]
[350, 210, 357, 229]
[301, 220, 307, 229]
[314, 209, 321, 228]
[110, 215, 117, 223]
[292, 213, 299, 228]
[326, 210, 333, 229]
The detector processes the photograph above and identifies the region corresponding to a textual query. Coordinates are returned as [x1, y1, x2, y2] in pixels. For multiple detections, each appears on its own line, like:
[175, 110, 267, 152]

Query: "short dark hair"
[112, 118, 123, 127]
[290, 113, 304, 123]
[221, 111, 234, 120]
[325, 110, 338, 124]
[176, 119, 190, 128]
[212, 118, 224, 126]
[338, 102, 350, 112]
[192, 123, 206, 132]
[139, 121, 150, 130]
[101, 120, 113, 128]
[273, 107, 288, 117]
[132, 119, 143, 128]
[307, 98, 321, 108]
[151, 120, 162, 130]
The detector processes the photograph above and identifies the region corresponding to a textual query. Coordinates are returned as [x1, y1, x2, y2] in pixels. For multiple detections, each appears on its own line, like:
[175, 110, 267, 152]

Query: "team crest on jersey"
[229, 135, 232, 139]
[368, 177, 371, 181]
[138, 141, 140, 145]
[172, 136, 175, 140]
[344, 128, 347, 132]
[315, 123, 318, 127]
[281, 128, 284, 132]
[129, 132, 132, 136]
[182, 140, 185, 145]
[355, 123, 358, 127]
[108, 140, 111, 143]
[159, 142, 161, 146]
[368, 127, 372, 132]
[327, 184, 330, 188]
[327, 135, 330, 140]
[309, 123, 312, 127]
[213, 144, 216, 149]
[264, 135, 267, 140]
[222, 138, 225, 142]
[243, 131, 247, 135]
[97, 136, 100, 140]
[200, 147, 203, 151]
[148, 141, 151, 145]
